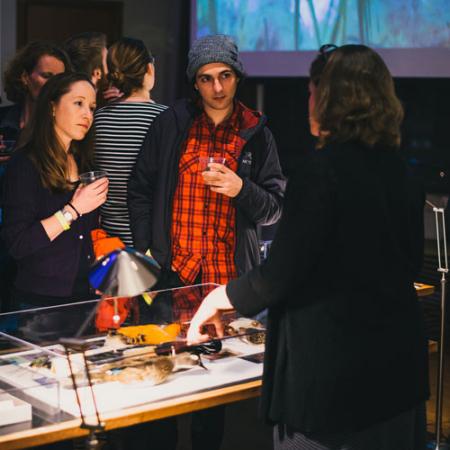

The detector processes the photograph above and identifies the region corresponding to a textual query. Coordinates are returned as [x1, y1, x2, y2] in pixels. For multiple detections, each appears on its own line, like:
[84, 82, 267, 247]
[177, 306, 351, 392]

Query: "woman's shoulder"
[324, 139, 401, 157]
[4, 148, 40, 189]
[287, 149, 335, 193]
[147, 101, 168, 112]
[321, 140, 404, 169]
[7, 147, 35, 172]
[298, 148, 334, 175]
[96, 101, 167, 114]
[94, 102, 169, 131]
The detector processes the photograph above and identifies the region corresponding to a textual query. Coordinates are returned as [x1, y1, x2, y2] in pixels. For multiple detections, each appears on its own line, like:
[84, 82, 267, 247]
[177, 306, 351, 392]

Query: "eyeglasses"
[319, 44, 338, 58]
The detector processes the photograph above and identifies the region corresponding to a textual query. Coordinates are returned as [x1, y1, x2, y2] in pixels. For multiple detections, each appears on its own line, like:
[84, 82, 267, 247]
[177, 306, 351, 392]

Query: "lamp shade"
[89, 248, 160, 297]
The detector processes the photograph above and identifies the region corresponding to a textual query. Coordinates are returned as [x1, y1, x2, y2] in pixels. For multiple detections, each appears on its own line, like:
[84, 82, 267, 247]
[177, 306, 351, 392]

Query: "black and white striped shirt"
[94, 101, 167, 246]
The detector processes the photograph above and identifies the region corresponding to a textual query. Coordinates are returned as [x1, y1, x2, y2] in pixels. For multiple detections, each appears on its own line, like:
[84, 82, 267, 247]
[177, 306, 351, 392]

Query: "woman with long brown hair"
[188, 45, 428, 450]
[0, 43, 70, 312]
[2, 72, 108, 309]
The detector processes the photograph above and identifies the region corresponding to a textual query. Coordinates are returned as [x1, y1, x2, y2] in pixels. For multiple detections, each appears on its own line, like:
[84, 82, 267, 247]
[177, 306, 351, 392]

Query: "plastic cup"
[79, 170, 108, 185]
[199, 156, 226, 172]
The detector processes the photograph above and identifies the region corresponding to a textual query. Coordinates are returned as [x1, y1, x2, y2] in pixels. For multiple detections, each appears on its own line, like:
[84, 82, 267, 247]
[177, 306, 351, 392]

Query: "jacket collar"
[171, 98, 266, 142]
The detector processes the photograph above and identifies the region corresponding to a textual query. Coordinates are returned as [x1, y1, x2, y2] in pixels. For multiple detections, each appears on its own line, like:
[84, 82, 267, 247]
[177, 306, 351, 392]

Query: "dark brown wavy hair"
[20, 72, 95, 192]
[3, 41, 70, 104]
[313, 45, 403, 149]
[107, 37, 154, 98]
[64, 32, 107, 77]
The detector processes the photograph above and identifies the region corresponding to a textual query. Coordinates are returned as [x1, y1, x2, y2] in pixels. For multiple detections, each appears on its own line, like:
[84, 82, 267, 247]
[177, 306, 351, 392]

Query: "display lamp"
[90, 247, 161, 328]
[89, 247, 160, 298]
[60, 247, 161, 449]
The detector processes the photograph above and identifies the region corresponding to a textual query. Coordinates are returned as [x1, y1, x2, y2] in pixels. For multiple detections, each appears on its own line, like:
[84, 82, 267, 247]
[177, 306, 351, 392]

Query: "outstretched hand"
[187, 285, 234, 344]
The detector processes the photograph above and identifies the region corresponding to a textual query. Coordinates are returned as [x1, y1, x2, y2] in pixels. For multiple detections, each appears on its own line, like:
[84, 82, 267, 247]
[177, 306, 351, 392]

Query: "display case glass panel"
[0, 284, 265, 427]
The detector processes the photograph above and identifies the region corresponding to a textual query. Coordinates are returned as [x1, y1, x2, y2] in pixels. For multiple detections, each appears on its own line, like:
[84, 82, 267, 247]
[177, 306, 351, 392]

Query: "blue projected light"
[195, 0, 450, 51]
[191, 0, 450, 77]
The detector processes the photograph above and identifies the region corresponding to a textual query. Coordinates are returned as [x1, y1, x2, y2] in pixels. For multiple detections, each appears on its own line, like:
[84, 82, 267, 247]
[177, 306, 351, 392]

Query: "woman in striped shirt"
[94, 37, 166, 246]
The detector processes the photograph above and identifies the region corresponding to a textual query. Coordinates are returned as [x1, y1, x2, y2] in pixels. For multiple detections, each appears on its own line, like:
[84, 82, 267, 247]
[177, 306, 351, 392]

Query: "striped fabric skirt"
[273, 405, 426, 450]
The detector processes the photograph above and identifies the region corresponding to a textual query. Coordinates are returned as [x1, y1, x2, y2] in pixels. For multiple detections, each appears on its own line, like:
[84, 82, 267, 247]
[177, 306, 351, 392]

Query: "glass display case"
[0, 284, 265, 445]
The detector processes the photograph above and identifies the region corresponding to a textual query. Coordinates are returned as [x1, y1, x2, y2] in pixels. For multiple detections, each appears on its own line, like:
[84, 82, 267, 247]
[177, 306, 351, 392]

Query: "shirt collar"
[200, 100, 242, 132]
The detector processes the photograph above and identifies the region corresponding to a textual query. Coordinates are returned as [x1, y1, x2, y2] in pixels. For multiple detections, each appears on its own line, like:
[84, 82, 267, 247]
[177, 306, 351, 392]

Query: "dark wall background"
[6, 0, 450, 192]
[238, 77, 450, 191]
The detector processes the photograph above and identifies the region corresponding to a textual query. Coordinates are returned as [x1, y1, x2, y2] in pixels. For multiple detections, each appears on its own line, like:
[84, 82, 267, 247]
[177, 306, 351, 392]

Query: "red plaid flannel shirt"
[171, 102, 258, 285]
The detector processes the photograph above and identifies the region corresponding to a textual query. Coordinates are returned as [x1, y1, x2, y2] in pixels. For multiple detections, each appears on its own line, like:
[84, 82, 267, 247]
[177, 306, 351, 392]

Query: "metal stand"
[85, 430, 102, 450]
[426, 200, 449, 450]
[60, 338, 105, 450]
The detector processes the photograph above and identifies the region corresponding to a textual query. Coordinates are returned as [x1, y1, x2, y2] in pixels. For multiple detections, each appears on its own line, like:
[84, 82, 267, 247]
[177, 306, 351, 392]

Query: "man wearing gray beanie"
[186, 34, 244, 82]
[129, 35, 286, 449]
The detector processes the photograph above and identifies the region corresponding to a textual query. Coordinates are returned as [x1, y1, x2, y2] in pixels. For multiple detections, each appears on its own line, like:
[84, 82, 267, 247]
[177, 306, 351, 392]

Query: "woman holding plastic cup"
[2, 72, 109, 309]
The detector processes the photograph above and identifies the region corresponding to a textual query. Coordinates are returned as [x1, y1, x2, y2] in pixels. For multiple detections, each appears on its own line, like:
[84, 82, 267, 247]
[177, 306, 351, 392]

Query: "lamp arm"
[425, 199, 449, 448]
[425, 200, 449, 273]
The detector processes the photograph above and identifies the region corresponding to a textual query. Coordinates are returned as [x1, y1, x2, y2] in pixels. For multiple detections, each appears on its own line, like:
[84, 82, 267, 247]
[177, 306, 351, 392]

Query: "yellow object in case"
[118, 323, 181, 345]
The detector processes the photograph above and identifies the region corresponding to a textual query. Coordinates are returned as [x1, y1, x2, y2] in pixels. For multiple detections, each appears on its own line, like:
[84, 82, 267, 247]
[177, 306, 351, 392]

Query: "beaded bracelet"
[67, 201, 81, 219]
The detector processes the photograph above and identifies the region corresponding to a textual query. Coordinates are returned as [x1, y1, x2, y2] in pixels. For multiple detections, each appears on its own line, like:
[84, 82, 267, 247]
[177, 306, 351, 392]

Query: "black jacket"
[2, 151, 98, 298]
[128, 99, 286, 275]
[227, 141, 428, 434]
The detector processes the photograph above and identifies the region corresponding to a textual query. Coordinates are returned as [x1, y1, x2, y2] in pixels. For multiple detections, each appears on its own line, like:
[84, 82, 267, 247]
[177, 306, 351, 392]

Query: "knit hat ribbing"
[186, 34, 244, 82]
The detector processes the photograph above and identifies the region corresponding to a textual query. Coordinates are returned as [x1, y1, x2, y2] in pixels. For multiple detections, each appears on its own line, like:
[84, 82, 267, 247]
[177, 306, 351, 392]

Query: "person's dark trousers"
[33, 440, 74, 450]
[191, 405, 226, 450]
[107, 419, 178, 450]
[155, 269, 227, 450]
[103, 406, 225, 450]
[0, 244, 15, 312]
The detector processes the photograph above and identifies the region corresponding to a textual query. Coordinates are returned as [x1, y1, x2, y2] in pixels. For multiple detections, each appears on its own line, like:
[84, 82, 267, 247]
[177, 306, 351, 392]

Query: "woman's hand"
[71, 177, 109, 215]
[103, 86, 123, 102]
[187, 285, 234, 344]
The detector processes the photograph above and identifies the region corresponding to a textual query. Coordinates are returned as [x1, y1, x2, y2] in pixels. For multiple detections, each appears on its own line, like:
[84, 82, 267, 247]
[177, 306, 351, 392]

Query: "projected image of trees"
[195, 0, 450, 50]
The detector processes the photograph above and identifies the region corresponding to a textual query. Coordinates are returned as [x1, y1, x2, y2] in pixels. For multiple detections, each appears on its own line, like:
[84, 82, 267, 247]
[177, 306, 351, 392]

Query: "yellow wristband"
[141, 292, 154, 306]
[55, 210, 70, 231]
